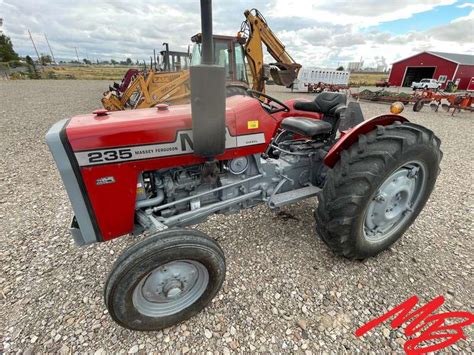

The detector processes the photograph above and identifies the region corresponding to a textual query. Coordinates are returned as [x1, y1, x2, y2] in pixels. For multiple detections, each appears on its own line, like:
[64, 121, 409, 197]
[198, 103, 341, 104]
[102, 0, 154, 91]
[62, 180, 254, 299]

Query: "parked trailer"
[291, 67, 350, 92]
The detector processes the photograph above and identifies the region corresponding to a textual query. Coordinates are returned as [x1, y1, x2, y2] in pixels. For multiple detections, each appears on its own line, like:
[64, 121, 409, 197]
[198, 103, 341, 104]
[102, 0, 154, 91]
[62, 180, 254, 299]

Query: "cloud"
[458, 2, 474, 8]
[270, 0, 457, 27]
[0, 0, 472, 69]
[427, 10, 474, 43]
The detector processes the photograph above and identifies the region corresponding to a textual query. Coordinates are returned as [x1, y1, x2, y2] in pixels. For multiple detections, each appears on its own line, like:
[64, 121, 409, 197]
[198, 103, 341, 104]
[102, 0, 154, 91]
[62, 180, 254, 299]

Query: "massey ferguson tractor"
[46, 0, 442, 331]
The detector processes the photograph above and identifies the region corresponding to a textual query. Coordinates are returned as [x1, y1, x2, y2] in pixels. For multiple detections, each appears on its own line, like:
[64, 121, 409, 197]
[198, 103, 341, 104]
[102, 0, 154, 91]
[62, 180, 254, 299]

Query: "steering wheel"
[247, 89, 290, 113]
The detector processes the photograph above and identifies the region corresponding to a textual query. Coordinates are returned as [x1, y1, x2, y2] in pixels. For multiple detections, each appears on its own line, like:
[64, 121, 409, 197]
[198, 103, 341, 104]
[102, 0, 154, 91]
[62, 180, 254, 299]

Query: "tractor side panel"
[324, 114, 409, 168]
[80, 164, 138, 240]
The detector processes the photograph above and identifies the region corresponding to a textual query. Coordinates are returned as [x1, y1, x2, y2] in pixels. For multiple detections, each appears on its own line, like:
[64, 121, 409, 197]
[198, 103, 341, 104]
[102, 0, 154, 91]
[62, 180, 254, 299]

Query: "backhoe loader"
[101, 8, 301, 111]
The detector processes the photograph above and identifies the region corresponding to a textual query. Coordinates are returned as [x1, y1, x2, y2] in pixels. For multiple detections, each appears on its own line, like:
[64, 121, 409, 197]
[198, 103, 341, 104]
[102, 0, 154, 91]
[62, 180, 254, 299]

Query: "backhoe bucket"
[270, 63, 301, 87]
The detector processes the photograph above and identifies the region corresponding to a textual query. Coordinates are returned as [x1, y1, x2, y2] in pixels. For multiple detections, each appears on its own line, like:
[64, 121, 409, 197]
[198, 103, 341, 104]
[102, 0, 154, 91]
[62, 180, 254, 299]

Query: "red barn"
[388, 51, 474, 90]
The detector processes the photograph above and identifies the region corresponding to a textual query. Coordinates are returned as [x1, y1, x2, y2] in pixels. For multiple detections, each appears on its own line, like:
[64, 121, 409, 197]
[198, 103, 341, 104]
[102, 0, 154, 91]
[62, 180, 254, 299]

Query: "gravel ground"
[1, 81, 473, 353]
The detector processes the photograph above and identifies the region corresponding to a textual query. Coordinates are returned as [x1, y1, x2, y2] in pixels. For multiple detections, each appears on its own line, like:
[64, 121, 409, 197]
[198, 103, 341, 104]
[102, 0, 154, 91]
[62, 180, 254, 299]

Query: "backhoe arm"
[242, 9, 301, 92]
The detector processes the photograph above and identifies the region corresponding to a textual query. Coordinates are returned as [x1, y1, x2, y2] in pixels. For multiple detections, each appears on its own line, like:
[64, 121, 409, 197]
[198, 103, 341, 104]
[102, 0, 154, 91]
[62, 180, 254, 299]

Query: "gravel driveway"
[1, 81, 473, 353]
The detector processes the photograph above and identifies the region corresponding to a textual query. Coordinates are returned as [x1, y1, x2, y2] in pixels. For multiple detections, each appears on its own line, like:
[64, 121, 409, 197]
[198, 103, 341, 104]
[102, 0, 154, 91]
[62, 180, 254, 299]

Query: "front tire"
[315, 122, 442, 259]
[104, 228, 226, 330]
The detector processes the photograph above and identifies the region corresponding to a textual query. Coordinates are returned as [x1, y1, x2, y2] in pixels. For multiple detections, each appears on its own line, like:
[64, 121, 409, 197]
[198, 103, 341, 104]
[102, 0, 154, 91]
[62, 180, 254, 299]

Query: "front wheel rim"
[132, 260, 209, 317]
[364, 161, 427, 243]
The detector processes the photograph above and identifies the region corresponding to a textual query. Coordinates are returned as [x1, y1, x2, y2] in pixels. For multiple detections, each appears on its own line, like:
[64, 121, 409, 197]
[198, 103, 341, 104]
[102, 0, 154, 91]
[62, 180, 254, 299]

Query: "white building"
[348, 60, 364, 71]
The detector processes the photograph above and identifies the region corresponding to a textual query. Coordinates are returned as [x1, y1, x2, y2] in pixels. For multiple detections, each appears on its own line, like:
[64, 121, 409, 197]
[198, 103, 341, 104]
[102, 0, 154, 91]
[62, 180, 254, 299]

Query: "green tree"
[336, 66, 345, 71]
[110, 59, 117, 65]
[0, 34, 20, 62]
[126, 57, 132, 65]
[25, 55, 40, 79]
[40, 54, 52, 65]
[83, 58, 91, 65]
[25, 55, 34, 66]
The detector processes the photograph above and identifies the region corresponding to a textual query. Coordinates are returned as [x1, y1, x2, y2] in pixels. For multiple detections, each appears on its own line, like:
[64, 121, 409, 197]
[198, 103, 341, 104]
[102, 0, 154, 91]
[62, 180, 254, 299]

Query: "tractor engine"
[135, 140, 327, 232]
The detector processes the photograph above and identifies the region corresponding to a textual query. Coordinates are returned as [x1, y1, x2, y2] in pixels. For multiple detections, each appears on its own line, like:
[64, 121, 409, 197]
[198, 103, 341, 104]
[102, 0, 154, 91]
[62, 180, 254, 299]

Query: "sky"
[0, 0, 473, 69]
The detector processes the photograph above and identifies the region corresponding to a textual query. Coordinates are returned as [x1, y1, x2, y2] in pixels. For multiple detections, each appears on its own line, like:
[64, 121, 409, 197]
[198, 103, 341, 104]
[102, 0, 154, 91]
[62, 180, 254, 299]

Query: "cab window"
[190, 41, 232, 80]
[213, 41, 231, 79]
[234, 43, 248, 83]
[191, 44, 201, 66]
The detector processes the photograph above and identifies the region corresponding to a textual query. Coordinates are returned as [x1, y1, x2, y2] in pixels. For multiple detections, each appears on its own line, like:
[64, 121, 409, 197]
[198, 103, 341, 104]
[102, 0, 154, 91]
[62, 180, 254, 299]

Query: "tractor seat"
[294, 92, 347, 116]
[280, 117, 333, 137]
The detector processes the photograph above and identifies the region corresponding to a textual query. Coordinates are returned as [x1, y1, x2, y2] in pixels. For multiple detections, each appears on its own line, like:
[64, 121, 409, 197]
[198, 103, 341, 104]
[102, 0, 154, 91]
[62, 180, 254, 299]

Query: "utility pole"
[28, 29, 41, 62]
[28, 29, 43, 71]
[74, 47, 80, 63]
[44, 34, 57, 64]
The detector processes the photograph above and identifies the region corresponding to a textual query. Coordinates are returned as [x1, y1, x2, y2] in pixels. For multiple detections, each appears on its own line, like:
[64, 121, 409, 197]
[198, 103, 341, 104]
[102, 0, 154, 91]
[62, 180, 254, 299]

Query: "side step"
[268, 185, 321, 209]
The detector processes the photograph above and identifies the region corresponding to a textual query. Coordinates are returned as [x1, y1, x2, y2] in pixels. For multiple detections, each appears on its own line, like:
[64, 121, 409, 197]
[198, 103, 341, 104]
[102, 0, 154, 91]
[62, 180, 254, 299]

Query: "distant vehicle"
[411, 78, 440, 90]
[375, 79, 391, 87]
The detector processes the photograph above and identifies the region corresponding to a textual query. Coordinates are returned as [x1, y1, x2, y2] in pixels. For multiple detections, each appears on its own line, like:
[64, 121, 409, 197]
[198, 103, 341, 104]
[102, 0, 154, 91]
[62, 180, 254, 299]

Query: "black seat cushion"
[294, 92, 347, 116]
[280, 117, 333, 137]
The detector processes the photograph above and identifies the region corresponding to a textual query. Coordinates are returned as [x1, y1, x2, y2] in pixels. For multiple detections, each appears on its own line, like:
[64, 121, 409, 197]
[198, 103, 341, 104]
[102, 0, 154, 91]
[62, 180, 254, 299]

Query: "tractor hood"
[65, 98, 255, 152]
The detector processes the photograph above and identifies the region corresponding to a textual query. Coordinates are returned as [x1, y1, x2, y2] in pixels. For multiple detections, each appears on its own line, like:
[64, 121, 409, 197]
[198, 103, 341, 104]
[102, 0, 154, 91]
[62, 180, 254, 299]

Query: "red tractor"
[46, 1, 442, 331]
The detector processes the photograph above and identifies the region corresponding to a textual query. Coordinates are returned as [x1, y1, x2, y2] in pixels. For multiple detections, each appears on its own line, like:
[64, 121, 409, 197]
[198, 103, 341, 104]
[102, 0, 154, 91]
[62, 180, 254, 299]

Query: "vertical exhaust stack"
[191, 0, 226, 158]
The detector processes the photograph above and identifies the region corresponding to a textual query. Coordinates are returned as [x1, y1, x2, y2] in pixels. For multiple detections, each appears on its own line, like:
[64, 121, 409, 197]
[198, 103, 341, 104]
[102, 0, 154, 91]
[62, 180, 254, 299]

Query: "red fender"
[323, 114, 409, 168]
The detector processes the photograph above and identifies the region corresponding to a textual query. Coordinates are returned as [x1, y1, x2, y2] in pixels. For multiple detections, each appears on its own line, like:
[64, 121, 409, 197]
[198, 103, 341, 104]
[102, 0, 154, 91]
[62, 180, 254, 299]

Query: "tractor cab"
[190, 33, 249, 89]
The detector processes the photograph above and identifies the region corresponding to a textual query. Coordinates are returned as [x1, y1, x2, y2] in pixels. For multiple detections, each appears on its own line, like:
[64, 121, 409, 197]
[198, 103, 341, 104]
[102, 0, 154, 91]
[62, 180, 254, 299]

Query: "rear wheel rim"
[132, 260, 209, 317]
[364, 161, 427, 243]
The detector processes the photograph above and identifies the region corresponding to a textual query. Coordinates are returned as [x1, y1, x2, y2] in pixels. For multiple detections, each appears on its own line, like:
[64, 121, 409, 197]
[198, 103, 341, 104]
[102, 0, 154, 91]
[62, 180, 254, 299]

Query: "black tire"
[104, 228, 226, 331]
[315, 122, 442, 259]
[413, 99, 424, 112]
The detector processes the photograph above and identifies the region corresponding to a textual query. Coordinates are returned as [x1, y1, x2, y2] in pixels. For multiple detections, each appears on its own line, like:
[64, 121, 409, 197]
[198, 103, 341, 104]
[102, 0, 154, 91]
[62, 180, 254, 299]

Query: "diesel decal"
[74, 129, 265, 167]
[96, 176, 115, 185]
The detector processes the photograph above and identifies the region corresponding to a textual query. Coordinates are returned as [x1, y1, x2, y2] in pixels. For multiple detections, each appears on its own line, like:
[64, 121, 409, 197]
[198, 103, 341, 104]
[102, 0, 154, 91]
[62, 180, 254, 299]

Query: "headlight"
[390, 101, 405, 114]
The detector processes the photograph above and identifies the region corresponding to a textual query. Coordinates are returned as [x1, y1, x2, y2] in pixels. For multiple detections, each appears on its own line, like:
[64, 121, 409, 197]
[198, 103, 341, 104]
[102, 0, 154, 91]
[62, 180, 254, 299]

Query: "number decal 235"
[88, 149, 132, 163]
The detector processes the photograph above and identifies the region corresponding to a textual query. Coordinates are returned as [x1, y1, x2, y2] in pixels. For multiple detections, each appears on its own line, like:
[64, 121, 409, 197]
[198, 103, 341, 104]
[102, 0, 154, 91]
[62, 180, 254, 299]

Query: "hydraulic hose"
[135, 189, 165, 209]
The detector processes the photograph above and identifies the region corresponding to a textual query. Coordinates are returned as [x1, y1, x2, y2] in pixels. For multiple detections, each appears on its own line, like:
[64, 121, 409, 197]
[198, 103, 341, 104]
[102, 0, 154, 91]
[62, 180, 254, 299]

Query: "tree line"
[0, 33, 137, 66]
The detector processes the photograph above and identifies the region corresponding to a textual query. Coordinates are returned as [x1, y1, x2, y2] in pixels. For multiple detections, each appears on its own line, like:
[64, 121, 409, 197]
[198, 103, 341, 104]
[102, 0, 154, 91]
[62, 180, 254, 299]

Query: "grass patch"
[349, 72, 389, 86]
[42, 65, 137, 80]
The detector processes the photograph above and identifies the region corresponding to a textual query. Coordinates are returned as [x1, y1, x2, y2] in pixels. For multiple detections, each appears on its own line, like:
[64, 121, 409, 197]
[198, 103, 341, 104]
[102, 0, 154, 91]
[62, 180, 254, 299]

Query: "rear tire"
[104, 228, 226, 330]
[315, 122, 442, 259]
